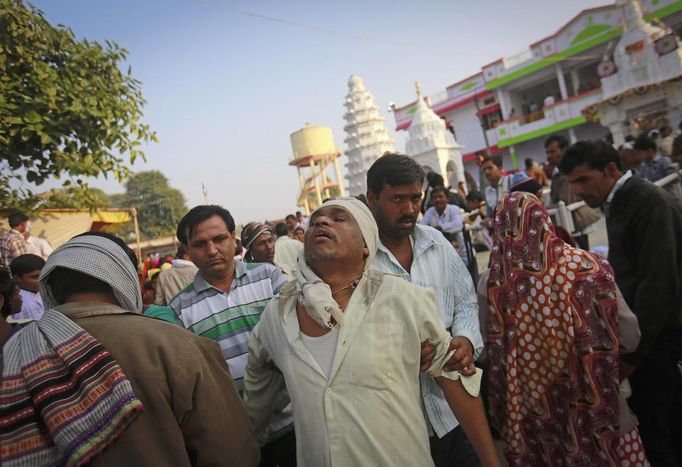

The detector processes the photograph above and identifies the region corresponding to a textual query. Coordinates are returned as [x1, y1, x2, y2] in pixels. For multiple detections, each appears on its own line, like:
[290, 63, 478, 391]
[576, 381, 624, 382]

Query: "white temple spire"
[342, 75, 395, 196]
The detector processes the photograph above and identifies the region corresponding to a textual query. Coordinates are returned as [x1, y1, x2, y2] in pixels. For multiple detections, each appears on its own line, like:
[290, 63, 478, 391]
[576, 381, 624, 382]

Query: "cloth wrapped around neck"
[294, 197, 379, 329]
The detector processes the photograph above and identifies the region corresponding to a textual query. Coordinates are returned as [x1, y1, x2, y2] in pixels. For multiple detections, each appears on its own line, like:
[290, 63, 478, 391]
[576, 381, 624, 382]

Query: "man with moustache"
[559, 140, 682, 465]
[366, 153, 484, 467]
[244, 197, 498, 467]
[169, 206, 295, 467]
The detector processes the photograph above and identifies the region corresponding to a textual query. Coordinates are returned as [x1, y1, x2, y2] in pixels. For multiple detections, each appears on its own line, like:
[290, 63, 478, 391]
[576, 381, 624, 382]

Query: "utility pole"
[201, 182, 208, 204]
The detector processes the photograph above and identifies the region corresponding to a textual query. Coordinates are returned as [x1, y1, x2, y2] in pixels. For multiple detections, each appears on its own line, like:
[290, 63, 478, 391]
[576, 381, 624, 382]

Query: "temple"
[405, 81, 466, 192]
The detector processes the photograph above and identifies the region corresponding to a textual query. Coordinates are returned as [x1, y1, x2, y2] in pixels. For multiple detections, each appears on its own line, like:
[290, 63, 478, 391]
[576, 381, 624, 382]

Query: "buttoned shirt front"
[420, 205, 468, 265]
[484, 175, 511, 217]
[421, 205, 464, 234]
[245, 271, 475, 467]
[371, 223, 483, 438]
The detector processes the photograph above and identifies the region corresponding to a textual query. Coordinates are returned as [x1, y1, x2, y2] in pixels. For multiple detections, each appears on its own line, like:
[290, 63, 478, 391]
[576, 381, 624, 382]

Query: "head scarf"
[1, 235, 144, 466]
[486, 192, 620, 465]
[241, 222, 273, 255]
[40, 234, 142, 313]
[294, 197, 379, 328]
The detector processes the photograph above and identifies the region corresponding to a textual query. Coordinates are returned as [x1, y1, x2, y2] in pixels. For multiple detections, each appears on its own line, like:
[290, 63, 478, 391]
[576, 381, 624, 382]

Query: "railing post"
[555, 201, 575, 233]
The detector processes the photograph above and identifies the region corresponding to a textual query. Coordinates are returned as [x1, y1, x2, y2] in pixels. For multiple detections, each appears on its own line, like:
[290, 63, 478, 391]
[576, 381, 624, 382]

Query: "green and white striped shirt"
[169, 260, 287, 391]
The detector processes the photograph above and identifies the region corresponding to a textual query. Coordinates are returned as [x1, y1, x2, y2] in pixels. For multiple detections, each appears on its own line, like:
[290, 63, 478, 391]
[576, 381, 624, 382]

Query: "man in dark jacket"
[559, 140, 682, 466]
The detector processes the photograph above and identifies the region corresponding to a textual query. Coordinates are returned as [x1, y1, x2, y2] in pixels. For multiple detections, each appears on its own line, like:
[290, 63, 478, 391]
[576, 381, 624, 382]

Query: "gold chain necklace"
[331, 279, 360, 295]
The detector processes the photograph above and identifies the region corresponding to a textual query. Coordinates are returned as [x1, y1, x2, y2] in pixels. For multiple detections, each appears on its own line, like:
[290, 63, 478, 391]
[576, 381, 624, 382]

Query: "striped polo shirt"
[169, 260, 287, 390]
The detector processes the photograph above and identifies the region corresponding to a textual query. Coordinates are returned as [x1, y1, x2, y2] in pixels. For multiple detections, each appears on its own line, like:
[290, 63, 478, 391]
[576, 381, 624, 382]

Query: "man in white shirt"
[366, 154, 484, 467]
[295, 211, 309, 229]
[481, 156, 511, 219]
[273, 222, 302, 277]
[420, 186, 468, 266]
[245, 197, 498, 467]
[23, 223, 53, 260]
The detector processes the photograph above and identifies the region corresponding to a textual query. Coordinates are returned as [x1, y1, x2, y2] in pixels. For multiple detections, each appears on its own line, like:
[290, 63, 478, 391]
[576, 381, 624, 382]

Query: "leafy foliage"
[40, 186, 111, 209]
[0, 0, 157, 208]
[121, 171, 187, 239]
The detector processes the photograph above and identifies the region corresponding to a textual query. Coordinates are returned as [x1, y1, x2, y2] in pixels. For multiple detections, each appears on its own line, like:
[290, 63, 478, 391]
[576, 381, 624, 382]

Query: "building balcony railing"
[485, 128, 499, 147]
[494, 87, 603, 147]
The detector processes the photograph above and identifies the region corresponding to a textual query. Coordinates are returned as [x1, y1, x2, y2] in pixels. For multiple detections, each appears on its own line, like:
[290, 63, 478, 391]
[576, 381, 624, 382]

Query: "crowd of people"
[0, 134, 680, 467]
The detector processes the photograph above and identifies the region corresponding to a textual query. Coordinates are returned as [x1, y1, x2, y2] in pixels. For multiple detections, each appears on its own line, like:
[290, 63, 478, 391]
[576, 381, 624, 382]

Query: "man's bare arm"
[435, 377, 500, 467]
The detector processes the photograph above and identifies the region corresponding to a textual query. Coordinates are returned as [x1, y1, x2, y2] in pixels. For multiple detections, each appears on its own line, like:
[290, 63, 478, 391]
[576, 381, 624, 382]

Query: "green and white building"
[392, 0, 682, 177]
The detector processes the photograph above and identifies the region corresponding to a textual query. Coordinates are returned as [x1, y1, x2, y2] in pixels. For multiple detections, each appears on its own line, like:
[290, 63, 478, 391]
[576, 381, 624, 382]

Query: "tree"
[40, 186, 110, 209]
[0, 0, 157, 209]
[120, 171, 187, 239]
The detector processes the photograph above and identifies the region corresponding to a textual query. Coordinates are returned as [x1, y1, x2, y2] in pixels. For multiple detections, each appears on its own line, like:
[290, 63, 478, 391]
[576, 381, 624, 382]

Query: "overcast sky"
[31, 0, 608, 223]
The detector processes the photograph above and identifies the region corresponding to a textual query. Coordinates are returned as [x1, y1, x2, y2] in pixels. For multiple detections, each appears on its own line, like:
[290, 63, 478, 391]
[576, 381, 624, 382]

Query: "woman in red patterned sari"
[485, 192, 647, 466]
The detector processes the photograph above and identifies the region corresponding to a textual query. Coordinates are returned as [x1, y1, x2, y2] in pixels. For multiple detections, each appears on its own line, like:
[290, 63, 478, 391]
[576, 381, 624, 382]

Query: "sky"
[30, 0, 608, 224]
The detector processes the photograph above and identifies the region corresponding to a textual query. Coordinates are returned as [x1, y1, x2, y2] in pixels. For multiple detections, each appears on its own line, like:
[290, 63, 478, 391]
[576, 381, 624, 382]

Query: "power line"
[190, 0, 416, 49]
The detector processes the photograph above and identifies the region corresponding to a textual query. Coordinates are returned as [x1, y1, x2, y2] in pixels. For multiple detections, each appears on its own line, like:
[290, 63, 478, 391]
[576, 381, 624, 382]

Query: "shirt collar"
[376, 224, 435, 268]
[606, 170, 633, 204]
[194, 260, 246, 293]
[433, 205, 452, 218]
[484, 176, 508, 192]
[55, 301, 133, 319]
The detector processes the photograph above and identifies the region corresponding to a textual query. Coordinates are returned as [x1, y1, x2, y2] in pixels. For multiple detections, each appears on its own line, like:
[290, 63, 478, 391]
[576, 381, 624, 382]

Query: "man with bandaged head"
[244, 198, 499, 467]
[0, 232, 258, 466]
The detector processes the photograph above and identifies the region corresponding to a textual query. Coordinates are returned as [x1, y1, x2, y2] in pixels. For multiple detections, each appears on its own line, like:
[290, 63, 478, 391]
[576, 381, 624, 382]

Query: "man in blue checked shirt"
[366, 153, 484, 467]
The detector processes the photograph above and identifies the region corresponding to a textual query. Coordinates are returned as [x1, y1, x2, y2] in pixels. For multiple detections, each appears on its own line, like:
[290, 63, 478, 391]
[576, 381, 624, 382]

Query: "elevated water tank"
[290, 124, 336, 160]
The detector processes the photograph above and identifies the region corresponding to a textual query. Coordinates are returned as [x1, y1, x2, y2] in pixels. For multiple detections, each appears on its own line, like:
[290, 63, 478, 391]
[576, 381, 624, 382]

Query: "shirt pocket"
[348, 321, 404, 390]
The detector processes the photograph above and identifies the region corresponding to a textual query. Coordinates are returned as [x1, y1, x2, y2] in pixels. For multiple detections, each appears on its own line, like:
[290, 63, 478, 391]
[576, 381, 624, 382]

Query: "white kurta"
[245, 270, 477, 467]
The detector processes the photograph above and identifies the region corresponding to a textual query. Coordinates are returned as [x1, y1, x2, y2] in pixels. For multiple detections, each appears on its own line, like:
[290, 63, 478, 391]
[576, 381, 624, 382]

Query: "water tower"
[289, 124, 346, 214]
